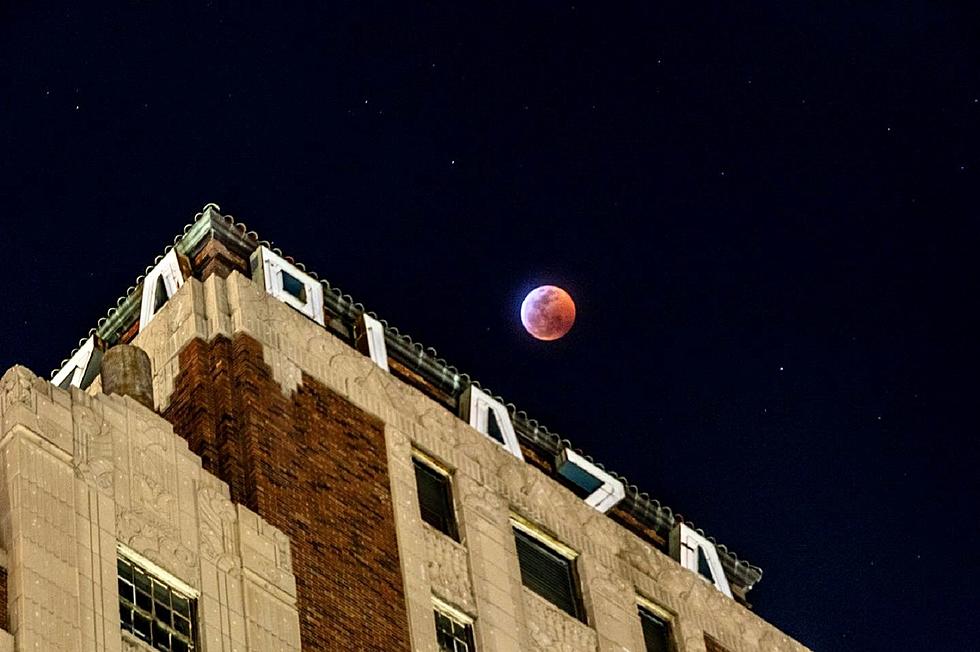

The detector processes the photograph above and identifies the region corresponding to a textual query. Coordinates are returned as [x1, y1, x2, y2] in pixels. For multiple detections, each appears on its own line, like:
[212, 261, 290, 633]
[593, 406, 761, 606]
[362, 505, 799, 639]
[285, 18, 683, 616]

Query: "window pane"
[280, 270, 307, 302]
[434, 608, 474, 652]
[514, 528, 581, 620]
[118, 554, 197, 651]
[639, 607, 672, 652]
[414, 459, 458, 540]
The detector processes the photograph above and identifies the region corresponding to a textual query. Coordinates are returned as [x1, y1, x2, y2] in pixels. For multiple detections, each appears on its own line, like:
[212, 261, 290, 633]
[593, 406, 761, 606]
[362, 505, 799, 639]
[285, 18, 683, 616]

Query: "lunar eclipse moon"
[521, 285, 576, 341]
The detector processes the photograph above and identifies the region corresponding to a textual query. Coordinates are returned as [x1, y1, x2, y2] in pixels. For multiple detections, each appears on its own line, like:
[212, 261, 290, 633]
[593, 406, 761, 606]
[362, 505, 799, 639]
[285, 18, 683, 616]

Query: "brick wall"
[163, 333, 411, 652]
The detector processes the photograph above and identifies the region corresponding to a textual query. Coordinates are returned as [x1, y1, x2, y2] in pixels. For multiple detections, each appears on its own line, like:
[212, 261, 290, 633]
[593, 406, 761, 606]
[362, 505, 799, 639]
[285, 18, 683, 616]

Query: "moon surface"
[521, 285, 576, 340]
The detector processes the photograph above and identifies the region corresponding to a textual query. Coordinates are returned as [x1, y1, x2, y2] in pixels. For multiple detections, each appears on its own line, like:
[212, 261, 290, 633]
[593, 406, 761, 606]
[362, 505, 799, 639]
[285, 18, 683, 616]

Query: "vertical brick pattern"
[0, 565, 7, 632]
[164, 334, 411, 651]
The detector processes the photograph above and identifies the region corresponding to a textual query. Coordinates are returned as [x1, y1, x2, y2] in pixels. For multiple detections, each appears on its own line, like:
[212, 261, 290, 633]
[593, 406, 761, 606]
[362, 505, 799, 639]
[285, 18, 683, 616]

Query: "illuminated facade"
[0, 204, 810, 651]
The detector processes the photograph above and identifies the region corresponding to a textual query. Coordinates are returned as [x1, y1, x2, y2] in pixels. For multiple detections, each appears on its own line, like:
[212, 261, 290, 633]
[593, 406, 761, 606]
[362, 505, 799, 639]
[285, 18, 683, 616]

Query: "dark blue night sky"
[2, 3, 979, 649]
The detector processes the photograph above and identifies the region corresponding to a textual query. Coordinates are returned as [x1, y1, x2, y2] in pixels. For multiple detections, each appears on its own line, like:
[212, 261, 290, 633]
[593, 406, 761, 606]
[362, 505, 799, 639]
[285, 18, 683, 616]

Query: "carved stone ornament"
[117, 510, 199, 586]
[1, 366, 36, 412]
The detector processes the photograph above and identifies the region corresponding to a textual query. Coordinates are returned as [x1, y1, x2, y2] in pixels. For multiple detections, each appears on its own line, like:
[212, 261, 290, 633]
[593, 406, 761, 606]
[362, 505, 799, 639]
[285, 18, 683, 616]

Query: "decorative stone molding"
[522, 588, 598, 652]
[423, 525, 476, 614]
[198, 485, 240, 565]
[112, 270, 810, 652]
[121, 631, 154, 651]
[0, 366, 36, 414]
[117, 510, 199, 587]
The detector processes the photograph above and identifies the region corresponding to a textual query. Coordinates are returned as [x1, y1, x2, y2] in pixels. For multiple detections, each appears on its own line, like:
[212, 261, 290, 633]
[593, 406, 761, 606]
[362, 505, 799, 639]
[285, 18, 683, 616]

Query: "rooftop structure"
[55, 204, 762, 600]
[0, 203, 811, 652]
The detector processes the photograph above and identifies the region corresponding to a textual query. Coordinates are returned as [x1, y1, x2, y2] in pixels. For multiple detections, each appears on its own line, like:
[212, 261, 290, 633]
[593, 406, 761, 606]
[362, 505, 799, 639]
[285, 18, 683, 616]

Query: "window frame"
[117, 546, 199, 652]
[432, 595, 476, 652]
[510, 516, 585, 622]
[412, 450, 460, 541]
[637, 596, 676, 652]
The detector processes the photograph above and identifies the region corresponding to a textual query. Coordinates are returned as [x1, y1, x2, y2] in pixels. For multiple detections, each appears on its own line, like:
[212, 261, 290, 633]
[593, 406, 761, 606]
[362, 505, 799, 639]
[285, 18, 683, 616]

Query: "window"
[512, 520, 583, 621]
[413, 454, 458, 540]
[250, 245, 325, 325]
[639, 605, 674, 652]
[279, 269, 308, 302]
[139, 249, 185, 333]
[433, 598, 475, 652]
[118, 553, 197, 652]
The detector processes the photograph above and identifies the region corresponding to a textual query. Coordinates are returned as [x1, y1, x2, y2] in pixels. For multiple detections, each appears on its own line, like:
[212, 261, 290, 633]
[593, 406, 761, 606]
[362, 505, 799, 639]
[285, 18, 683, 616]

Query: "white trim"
[668, 523, 732, 598]
[139, 250, 185, 332]
[431, 595, 474, 625]
[358, 313, 389, 371]
[459, 385, 524, 460]
[117, 544, 199, 598]
[556, 448, 625, 513]
[51, 336, 102, 389]
[250, 246, 325, 325]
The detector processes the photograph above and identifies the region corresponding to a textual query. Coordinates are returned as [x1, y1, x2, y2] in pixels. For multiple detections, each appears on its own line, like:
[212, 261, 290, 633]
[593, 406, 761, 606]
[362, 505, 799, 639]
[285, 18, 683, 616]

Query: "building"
[0, 204, 810, 651]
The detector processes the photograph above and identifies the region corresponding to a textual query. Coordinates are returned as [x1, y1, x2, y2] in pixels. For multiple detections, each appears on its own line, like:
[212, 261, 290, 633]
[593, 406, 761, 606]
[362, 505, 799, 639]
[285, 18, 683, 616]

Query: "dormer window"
[51, 335, 103, 389]
[139, 250, 186, 332]
[250, 246, 325, 325]
[669, 523, 733, 598]
[555, 447, 625, 513]
[459, 385, 523, 460]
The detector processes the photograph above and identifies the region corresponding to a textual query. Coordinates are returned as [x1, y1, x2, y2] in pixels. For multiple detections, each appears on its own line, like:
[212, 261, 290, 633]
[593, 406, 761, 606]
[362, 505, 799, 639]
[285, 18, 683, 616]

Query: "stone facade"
[0, 363, 300, 651]
[1, 220, 810, 651]
[121, 270, 810, 652]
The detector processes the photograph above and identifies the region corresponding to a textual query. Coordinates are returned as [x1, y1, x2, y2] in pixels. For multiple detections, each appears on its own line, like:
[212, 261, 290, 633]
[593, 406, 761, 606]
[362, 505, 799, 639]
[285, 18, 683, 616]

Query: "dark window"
[280, 270, 307, 302]
[414, 458, 458, 540]
[697, 546, 715, 582]
[153, 276, 170, 314]
[434, 608, 475, 652]
[486, 409, 504, 444]
[513, 527, 583, 621]
[118, 555, 196, 652]
[639, 607, 673, 652]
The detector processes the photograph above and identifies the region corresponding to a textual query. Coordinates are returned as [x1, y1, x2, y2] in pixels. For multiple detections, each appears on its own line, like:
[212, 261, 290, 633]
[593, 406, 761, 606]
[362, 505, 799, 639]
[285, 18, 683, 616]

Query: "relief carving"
[1, 366, 36, 413]
[129, 416, 178, 528]
[523, 588, 597, 652]
[198, 486, 239, 564]
[121, 631, 153, 651]
[423, 527, 475, 612]
[72, 403, 115, 494]
[275, 531, 292, 573]
[117, 510, 198, 585]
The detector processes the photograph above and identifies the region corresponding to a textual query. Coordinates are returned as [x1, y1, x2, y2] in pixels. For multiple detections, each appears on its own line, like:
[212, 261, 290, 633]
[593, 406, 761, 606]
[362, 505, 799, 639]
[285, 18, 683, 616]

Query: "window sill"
[421, 521, 466, 550]
[121, 631, 155, 652]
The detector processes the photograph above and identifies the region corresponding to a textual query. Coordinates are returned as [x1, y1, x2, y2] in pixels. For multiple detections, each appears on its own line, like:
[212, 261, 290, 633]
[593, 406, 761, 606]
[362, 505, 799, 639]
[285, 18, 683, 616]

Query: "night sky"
[2, 3, 979, 650]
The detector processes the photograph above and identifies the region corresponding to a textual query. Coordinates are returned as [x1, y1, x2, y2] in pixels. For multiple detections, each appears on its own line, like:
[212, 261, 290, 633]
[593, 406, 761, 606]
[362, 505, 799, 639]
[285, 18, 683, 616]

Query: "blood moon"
[521, 285, 576, 341]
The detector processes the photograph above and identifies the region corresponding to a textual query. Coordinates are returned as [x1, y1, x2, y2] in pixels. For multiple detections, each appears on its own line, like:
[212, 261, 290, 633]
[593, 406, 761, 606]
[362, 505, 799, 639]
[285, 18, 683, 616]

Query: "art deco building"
[0, 205, 810, 652]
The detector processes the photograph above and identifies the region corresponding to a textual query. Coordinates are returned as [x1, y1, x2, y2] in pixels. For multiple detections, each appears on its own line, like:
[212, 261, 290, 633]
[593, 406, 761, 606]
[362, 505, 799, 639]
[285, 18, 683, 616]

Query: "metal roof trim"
[52, 203, 763, 591]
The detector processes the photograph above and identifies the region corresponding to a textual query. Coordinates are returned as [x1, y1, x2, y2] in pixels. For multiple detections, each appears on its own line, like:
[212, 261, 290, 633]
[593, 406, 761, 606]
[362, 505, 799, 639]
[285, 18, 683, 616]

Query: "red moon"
[521, 285, 576, 340]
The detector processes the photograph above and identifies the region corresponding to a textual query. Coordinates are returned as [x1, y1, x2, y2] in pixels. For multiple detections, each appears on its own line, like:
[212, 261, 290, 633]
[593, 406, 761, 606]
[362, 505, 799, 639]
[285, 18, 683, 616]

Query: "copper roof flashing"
[52, 203, 764, 599]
